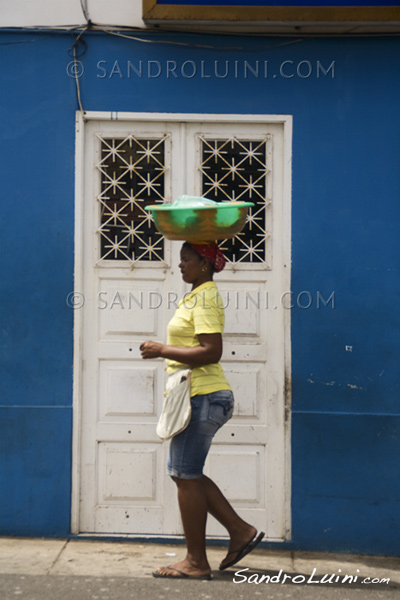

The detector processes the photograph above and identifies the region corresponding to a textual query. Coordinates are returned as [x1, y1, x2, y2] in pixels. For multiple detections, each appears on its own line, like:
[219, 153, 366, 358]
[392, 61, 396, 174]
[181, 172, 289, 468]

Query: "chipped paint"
[347, 384, 364, 390]
[307, 379, 365, 391]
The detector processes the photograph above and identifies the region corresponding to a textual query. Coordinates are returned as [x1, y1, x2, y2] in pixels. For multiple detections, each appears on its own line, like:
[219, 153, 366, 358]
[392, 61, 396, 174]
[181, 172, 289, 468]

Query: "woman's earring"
[202, 266, 207, 273]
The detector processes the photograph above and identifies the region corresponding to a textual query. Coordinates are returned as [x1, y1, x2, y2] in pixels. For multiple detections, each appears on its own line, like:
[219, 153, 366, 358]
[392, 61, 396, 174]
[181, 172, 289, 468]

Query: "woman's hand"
[140, 334, 222, 366]
[140, 341, 165, 359]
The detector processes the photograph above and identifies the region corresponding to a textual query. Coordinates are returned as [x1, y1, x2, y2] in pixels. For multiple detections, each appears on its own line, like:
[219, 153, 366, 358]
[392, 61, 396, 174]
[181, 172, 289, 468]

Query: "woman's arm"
[140, 333, 222, 367]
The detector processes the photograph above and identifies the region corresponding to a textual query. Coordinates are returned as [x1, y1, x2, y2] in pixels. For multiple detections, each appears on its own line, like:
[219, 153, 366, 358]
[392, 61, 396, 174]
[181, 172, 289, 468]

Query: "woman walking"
[140, 241, 264, 579]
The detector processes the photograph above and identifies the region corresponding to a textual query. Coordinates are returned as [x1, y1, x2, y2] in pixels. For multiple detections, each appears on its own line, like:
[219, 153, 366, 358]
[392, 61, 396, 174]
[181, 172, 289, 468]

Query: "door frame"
[71, 111, 292, 538]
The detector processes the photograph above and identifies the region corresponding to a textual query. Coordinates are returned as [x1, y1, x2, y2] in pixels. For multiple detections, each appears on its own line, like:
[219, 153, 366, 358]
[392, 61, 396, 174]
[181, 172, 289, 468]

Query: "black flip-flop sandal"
[219, 531, 265, 571]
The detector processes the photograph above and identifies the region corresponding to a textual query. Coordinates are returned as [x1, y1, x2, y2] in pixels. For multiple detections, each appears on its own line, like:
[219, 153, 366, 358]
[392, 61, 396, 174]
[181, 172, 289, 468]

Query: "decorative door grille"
[95, 132, 271, 266]
[200, 136, 271, 264]
[96, 135, 167, 262]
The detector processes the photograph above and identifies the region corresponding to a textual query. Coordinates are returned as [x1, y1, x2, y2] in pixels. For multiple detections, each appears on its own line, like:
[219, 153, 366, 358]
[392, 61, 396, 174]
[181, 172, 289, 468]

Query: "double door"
[73, 113, 291, 540]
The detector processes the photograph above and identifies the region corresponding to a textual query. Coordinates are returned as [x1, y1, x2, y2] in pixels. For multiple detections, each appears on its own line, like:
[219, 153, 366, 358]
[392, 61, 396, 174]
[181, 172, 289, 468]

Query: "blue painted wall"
[1, 29, 399, 554]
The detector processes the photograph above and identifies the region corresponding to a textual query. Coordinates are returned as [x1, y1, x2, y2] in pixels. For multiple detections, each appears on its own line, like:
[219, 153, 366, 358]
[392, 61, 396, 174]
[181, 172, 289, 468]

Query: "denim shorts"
[167, 390, 234, 480]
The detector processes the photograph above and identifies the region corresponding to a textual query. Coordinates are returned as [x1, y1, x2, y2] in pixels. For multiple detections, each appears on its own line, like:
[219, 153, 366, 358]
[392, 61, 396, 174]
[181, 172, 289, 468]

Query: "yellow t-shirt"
[166, 281, 231, 397]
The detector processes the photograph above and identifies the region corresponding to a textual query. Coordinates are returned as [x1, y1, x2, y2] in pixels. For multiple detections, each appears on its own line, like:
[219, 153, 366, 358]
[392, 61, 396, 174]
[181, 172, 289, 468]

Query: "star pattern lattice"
[96, 135, 167, 261]
[200, 137, 271, 263]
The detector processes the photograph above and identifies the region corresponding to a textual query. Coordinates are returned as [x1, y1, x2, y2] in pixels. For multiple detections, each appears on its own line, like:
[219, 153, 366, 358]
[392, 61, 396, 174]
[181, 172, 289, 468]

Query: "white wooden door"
[73, 113, 292, 541]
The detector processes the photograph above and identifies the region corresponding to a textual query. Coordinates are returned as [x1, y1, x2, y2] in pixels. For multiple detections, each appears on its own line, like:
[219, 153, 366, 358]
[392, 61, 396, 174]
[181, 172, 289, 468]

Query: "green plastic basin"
[146, 201, 254, 243]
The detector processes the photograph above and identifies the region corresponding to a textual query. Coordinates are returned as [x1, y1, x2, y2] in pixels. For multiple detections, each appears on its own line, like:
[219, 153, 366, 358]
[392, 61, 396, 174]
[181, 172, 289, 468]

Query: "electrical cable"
[79, 0, 90, 24]
[1, 24, 399, 48]
[69, 27, 89, 117]
[104, 26, 311, 51]
[0, 30, 77, 45]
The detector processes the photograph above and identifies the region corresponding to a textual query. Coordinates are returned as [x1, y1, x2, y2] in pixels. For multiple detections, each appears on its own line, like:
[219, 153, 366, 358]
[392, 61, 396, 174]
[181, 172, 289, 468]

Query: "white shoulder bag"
[156, 368, 192, 440]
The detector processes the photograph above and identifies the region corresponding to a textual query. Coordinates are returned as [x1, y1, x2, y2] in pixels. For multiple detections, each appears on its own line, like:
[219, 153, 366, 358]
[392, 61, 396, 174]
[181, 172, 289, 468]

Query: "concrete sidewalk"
[0, 537, 399, 600]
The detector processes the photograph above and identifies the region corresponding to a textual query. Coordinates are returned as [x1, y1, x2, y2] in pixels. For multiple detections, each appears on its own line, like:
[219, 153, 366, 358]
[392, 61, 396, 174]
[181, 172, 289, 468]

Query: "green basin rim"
[146, 202, 254, 211]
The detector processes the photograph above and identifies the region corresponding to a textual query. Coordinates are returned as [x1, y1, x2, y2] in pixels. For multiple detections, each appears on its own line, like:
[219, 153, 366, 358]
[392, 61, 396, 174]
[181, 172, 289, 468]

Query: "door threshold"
[69, 533, 284, 547]
[69, 533, 230, 546]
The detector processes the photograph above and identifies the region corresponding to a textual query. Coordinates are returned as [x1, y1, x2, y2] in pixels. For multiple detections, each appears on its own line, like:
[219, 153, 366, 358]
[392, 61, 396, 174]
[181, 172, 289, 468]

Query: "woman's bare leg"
[154, 474, 258, 575]
[201, 475, 257, 568]
[154, 477, 211, 578]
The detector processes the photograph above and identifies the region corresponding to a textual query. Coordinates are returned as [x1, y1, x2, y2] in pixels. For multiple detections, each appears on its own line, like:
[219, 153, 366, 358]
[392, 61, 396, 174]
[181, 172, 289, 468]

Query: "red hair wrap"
[190, 243, 226, 273]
